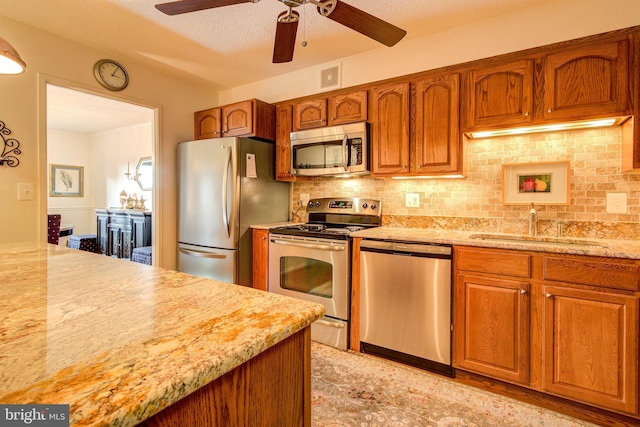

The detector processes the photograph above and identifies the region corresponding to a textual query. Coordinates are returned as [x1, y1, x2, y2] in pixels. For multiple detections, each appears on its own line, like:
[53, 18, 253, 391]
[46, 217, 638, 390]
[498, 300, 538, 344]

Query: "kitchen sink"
[468, 233, 608, 249]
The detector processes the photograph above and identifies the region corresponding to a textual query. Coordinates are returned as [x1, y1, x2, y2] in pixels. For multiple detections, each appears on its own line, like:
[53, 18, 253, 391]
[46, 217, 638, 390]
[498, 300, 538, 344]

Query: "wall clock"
[93, 59, 129, 91]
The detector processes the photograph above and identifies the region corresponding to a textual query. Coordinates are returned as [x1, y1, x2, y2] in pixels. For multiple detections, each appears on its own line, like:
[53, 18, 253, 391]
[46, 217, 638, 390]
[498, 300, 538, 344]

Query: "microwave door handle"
[342, 134, 348, 171]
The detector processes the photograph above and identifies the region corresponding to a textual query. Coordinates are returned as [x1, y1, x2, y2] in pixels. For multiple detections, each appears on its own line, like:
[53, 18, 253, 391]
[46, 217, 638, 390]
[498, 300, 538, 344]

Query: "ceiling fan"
[155, 0, 407, 63]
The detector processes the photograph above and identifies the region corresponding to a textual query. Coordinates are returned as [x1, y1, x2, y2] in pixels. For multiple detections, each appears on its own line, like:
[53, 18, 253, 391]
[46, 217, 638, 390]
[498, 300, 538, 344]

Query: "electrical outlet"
[606, 193, 627, 213]
[405, 193, 420, 208]
[300, 193, 310, 206]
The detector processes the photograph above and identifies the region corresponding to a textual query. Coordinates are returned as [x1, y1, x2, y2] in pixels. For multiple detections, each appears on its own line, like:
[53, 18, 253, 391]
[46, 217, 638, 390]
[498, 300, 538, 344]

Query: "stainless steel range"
[268, 197, 382, 350]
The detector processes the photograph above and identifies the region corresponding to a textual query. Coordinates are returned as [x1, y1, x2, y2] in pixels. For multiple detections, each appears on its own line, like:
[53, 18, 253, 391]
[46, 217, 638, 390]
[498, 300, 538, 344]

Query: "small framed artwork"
[502, 161, 570, 205]
[50, 164, 84, 197]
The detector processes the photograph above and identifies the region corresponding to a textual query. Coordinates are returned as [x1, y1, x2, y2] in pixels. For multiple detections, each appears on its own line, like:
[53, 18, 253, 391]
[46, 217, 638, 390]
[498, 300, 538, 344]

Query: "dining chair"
[47, 214, 62, 245]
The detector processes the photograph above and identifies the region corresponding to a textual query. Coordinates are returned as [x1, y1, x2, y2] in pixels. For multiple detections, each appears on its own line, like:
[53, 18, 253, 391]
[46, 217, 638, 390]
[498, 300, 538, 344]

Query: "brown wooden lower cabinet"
[252, 229, 269, 291]
[454, 273, 530, 385]
[453, 246, 640, 421]
[140, 327, 311, 427]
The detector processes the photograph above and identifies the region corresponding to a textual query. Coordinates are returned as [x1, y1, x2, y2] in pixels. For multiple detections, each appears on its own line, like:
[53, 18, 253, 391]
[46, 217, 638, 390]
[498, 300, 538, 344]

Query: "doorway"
[46, 83, 157, 263]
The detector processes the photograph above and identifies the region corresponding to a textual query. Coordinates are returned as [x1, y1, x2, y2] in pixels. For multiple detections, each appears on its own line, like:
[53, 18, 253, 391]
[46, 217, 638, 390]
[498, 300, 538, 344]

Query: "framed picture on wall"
[50, 164, 84, 197]
[502, 161, 570, 205]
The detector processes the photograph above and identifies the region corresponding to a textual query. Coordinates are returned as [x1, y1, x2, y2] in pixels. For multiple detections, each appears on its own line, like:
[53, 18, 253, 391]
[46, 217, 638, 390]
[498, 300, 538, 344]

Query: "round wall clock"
[93, 59, 129, 91]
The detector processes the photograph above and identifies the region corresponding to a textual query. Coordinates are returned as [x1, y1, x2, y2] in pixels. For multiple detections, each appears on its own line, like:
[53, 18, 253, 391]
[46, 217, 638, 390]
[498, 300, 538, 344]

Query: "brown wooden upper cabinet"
[465, 38, 631, 132]
[370, 75, 462, 177]
[414, 73, 462, 175]
[466, 59, 534, 130]
[293, 98, 327, 130]
[195, 99, 275, 141]
[275, 103, 295, 181]
[543, 40, 630, 121]
[293, 90, 368, 131]
[370, 82, 411, 176]
[328, 90, 368, 125]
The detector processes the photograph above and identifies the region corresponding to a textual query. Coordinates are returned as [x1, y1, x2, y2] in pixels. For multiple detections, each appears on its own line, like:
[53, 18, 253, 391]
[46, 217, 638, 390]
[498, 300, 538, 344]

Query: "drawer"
[456, 247, 532, 278]
[543, 256, 640, 291]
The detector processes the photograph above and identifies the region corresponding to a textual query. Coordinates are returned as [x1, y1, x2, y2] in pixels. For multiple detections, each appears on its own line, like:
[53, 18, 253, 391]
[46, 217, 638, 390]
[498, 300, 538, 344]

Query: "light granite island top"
[0, 242, 324, 426]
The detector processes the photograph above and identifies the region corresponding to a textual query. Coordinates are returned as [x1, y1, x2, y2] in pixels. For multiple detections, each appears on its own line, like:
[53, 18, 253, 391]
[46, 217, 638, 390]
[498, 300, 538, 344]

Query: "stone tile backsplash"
[291, 127, 640, 240]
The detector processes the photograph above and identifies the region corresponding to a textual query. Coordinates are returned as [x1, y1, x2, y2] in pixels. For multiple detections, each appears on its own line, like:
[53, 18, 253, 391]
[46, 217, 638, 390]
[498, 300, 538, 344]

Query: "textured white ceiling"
[0, 0, 550, 90]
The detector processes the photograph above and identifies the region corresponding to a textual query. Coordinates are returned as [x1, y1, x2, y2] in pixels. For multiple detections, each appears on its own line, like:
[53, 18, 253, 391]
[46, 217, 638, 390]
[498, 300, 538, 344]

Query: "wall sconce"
[0, 120, 21, 167]
[0, 36, 26, 74]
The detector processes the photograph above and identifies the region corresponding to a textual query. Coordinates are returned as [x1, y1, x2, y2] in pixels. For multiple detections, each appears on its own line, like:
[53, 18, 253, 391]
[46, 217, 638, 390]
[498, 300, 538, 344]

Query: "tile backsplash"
[291, 127, 640, 240]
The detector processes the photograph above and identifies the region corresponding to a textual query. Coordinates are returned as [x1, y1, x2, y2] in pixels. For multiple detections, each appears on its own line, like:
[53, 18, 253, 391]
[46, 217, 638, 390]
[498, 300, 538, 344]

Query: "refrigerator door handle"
[221, 145, 232, 239]
[179, 247, 228, 259]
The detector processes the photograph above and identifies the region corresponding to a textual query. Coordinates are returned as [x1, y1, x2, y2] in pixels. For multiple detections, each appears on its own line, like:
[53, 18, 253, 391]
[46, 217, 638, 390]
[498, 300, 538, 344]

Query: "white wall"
[47, 123, 153, 237]
[218, 0, 640, 104]
[0, 15, 218, 269]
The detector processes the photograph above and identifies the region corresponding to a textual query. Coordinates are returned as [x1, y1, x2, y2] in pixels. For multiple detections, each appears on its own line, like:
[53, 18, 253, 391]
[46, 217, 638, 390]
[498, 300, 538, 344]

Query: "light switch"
[405, 193, 420, 208]
[606, 193, 627, 214]
[17, 183, 34, 201]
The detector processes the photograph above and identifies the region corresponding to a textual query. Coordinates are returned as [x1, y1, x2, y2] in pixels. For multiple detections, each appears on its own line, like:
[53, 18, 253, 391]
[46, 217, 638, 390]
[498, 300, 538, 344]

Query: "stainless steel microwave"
[290, 121, 369, 177]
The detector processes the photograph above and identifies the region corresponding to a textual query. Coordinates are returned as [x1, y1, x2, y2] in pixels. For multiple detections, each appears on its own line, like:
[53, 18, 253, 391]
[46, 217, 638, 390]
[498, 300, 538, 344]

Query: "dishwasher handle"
[360, 239, 452, 257]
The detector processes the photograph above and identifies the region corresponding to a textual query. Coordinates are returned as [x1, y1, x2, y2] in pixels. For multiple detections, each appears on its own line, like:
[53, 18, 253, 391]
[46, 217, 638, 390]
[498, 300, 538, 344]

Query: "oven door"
[268, 234, 350, 320]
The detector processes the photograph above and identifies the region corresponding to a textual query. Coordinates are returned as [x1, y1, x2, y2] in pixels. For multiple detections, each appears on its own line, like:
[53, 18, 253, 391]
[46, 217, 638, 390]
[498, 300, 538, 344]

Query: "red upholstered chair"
[47, 214, 62, 245]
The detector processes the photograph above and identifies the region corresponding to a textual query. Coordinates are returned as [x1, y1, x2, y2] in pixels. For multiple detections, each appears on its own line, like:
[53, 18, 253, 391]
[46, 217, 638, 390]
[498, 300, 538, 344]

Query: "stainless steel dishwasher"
[359, 239, 454, 377]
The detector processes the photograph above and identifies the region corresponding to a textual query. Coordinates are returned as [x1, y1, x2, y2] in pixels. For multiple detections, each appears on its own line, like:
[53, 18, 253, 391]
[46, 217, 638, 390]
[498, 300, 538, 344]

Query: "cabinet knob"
[545, 293, 553, 298]
[520, 289, 527, 295]
[524, 111, 529, 117]
[547, 108, 552, 113]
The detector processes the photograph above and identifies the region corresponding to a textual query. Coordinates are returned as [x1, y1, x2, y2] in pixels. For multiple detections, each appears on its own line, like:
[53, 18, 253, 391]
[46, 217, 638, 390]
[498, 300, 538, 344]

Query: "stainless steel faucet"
[528, 203, 537, 236]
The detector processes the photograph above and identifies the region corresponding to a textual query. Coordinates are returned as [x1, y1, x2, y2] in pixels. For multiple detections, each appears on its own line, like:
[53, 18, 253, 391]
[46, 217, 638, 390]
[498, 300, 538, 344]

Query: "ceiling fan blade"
[273, 10, 299, 63]
[317, 0, 406, 47]
[155, 0, 255, 15]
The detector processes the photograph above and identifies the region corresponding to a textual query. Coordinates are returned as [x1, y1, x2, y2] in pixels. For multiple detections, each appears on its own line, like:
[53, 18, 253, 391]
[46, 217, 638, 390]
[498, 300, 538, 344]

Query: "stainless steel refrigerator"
[177, 137, 290, 286]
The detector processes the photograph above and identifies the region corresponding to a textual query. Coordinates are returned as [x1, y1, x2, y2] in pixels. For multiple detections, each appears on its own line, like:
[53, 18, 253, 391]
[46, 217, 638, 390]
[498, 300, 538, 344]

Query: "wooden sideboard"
[96, 209, 152, 259]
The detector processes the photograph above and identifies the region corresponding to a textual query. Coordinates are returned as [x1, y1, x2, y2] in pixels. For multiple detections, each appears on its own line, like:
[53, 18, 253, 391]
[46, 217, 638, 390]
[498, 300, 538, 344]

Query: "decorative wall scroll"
[0, 120, 21, 167]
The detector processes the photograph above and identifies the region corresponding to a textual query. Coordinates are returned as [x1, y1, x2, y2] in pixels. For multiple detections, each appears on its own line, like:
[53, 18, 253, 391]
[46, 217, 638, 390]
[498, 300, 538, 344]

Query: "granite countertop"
[351, 227, 640, 259]
[0, 243, 324, 426]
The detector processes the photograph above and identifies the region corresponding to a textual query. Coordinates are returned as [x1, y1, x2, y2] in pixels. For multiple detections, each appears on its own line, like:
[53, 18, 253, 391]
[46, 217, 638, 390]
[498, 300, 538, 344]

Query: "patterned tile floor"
[311, 343, 597, 427]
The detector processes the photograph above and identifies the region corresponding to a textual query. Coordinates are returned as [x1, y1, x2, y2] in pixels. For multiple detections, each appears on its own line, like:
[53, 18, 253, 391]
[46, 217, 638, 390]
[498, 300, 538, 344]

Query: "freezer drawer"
[177, 243, 237, 283]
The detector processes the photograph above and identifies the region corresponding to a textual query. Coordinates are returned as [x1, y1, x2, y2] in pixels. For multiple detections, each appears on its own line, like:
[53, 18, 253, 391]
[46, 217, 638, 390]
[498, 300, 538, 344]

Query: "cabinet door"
[328, 90, 367, 125]
[542, 286, 638, 414]
[194, 108, 221, 139]
[466, 59, 534, 129]
[96, 211, 108, 255]
[414, 73, 461, 175]
[454, 274, 530, 385]
[275, 104, 295, 181]
[222, 100, 253, 137]
[544, 40, 630, 121]
[294, 98, 327, 130]
[252, 229, 269, 291]
[370, 82, 410, 176]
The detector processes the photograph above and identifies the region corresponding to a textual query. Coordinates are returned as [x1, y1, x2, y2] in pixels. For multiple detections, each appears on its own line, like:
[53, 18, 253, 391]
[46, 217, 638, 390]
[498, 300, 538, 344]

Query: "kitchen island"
[0, 242, 324, 426]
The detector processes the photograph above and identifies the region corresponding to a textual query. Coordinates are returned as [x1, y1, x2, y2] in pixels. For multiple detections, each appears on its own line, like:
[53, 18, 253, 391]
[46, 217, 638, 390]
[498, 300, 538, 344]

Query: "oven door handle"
[270, 239, 346, 251]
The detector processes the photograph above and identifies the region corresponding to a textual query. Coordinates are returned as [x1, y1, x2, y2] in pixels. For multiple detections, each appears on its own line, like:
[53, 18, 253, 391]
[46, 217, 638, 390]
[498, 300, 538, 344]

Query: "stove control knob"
[362, 203, 368, 209]
[308, 201, 314, 208]
[315, 201, 321, 207]
[370, 204, 377, 210]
